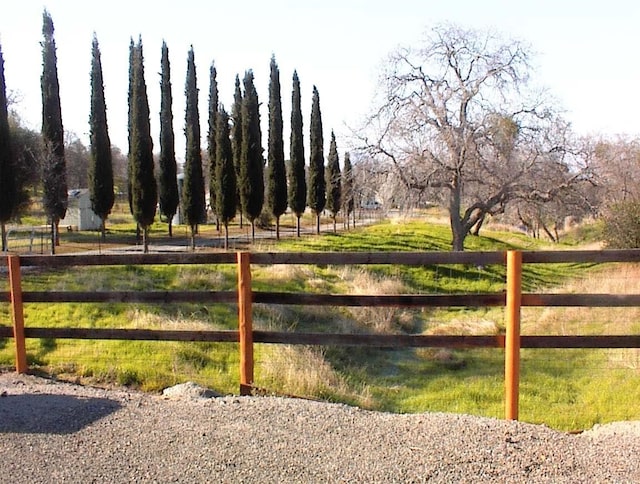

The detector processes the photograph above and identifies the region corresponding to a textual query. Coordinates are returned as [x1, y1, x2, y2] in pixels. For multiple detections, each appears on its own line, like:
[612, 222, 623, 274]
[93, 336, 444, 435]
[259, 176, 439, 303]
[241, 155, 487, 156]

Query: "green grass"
[0, 217, 637, 431]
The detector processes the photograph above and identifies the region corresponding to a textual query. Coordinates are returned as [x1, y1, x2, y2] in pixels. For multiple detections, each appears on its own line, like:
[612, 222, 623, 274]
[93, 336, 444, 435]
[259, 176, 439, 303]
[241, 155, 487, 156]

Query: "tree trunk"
[449, 182, 466, 251]
[101, 218, 107, 241]
[316, 213, 321, 234]
[540, 219, 558, 243]
[471, 214, 485, 236]
[333, 216, 336, 233]
[276, 216, 280, 240]
[50, 219, 57, 255]
[1, 223, 7, 252]
[251, 221, 256, 242]
[143, 226, 149, 253]
[224, 223, 229, 250]
[190, 224, 197, 250]
[451, 228, 465, 252]
[168, 220, 173, 238]
[296, 215, 301, 237]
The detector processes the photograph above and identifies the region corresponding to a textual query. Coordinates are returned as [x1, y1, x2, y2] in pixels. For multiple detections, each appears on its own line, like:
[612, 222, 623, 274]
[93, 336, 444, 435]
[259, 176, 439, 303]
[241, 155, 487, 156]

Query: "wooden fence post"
[505, 250, 522, 420]
[8, 255, 27, 373]
[237, 251, 254, 395]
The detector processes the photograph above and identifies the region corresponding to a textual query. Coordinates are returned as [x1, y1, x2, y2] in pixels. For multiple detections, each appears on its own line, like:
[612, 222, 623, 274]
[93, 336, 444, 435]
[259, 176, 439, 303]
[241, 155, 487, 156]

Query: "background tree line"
[2, 15, 637, 253]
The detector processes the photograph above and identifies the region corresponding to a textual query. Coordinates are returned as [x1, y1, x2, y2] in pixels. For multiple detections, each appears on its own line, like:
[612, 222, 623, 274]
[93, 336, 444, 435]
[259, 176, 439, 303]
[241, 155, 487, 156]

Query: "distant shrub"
[602, 201, 640, 249]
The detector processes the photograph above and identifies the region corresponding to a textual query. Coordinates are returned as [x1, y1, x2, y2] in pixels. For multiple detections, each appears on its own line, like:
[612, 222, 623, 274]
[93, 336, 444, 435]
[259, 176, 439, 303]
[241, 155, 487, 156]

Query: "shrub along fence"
[2, 249, 640, 421]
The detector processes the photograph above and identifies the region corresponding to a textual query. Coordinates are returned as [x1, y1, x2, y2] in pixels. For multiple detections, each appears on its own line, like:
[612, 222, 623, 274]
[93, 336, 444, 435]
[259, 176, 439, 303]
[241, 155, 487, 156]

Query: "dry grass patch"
[258, 344, 373, 407]
[426, 318, 502, 336]
[258, 264, 315, 281]
[337, 267, 416, 333]
[256, 264, 330, 292]
[523, 263, 640, 371]
[125, 308, 218, 331]
[525, 263, 640, 336]
[176, 266, 229, 289]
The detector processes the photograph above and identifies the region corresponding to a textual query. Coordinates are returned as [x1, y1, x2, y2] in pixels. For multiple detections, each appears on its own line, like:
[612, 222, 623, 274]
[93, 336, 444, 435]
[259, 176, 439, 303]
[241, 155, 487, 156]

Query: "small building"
[59, 189, 102, 231]
[172, 173, 185, 226]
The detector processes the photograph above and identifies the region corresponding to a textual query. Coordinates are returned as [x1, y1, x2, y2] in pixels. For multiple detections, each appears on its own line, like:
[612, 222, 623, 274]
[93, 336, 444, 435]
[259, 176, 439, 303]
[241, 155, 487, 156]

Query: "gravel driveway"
[1, 372, 638, 483]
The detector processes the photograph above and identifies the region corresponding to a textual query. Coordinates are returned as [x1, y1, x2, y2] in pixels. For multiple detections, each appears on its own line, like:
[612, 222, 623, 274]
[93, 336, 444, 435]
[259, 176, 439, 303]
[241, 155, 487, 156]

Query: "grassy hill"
[1, 216, 638, 431]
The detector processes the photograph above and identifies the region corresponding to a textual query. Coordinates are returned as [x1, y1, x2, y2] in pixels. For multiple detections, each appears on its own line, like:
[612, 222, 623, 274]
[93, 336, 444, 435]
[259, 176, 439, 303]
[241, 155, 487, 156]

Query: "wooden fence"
[2, 249, 640, 421]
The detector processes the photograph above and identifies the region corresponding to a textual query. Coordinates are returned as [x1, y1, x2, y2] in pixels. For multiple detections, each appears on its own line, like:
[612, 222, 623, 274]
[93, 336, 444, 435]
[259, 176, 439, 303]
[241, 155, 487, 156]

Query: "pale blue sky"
[1, 0, 638, 161]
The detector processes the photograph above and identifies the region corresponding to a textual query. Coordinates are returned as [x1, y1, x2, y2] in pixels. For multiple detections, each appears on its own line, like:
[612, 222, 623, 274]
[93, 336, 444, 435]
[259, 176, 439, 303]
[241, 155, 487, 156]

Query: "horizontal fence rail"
[2, 249, 640, 421]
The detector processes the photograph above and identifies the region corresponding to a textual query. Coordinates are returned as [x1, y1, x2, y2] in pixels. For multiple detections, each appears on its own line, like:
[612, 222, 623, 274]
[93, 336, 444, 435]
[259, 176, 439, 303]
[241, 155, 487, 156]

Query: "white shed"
[59, 189, 102, 231]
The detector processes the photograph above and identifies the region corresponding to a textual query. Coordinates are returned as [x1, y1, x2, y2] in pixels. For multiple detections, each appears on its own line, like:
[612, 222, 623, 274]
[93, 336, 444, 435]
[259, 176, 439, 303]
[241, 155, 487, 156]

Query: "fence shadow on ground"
[0, 391, 121, 434]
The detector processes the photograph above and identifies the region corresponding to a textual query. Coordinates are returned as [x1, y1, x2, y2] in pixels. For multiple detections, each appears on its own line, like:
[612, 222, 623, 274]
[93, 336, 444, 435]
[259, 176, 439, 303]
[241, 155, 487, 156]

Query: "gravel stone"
[0, 372, 638, 482]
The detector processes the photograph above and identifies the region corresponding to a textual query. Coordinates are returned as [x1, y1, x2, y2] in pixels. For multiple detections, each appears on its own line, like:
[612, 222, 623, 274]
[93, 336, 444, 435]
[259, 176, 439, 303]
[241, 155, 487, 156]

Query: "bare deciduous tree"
[359, 24, 593, 250]
[591, 136, 640, 206]
[65, 132, 90, 188]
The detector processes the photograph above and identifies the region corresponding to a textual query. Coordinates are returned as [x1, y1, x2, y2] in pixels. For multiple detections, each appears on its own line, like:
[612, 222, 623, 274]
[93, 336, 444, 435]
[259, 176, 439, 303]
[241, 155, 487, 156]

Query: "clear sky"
[0, 0, 638, 162]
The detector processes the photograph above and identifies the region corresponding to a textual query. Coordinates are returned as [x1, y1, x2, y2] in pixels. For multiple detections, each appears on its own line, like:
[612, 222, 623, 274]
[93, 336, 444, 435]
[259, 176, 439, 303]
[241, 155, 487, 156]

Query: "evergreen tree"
[182, 46, 206, 249]
[158, 41, 179, 237]
[308, 85, 325, 234]
[88, 34, 114, 241]
[8, 121, 40, 218]
[342, 151, 355, 229]
[0, 43, 16, 251]
[326, 130, 341, 232]
[41, 9, 67, 254]
[127, 38, 134, 215]
[267, 55, 287, 239]
[231, 75, 243, 228]
[288, 70, 306, 237]
[239, 70, 264, 240]
[127, 38, 140, 242]
[215, 106, 236, 249]
[207, 62, 219, 228]
[128, 38, 157, 253]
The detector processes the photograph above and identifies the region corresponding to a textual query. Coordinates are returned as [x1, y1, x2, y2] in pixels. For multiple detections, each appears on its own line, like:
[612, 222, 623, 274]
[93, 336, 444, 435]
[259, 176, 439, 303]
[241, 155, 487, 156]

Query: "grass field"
[2, 213, 639, 431]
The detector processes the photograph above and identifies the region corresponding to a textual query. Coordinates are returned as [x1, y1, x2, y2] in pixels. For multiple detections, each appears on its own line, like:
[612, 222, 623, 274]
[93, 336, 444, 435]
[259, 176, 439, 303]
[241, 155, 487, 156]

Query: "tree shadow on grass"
[0, 393, 121, 434]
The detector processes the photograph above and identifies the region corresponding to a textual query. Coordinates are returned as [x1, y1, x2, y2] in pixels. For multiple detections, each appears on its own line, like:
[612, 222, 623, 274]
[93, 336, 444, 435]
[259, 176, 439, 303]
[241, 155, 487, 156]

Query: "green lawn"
[2, 217, 638, 431]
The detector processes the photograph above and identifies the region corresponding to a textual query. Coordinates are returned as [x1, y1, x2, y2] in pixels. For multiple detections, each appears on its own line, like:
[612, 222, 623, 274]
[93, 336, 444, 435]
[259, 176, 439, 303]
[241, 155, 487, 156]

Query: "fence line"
[3, 249, 640, 421]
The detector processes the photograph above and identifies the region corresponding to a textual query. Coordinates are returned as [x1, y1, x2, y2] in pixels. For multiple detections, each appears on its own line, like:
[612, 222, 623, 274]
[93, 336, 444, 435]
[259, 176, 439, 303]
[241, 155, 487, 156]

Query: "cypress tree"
[41, 9, 67, 254]
[240, 70, 264, 240]
[267, 55, 287, 240]
[288, 70, 306, 237]
[127, 38, 140, 242]
[342, 151, 355, 229]
[231, 75, 243, 228]
[215, 106, 236, 249]
[127, 38, 134, 212]
[129, 38, 157, 253]
[207, 62, 219, 228]
[308, 85, 325, 234]
[182, 46, 206, 249]
[326, 130, 341, 232]
[88, 34, 114, 241]
[0, 43, 16, 251]
[158, 41, 179, 237]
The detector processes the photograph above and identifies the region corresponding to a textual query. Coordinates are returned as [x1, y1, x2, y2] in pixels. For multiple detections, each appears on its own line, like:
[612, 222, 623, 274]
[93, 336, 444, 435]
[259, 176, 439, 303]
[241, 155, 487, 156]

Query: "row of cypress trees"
[129, 40, 348, 251]
[0, 10, 356, 254]
[164, 47, 353, 249]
